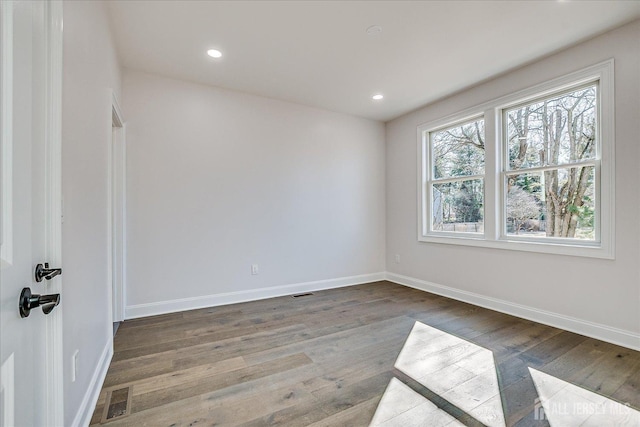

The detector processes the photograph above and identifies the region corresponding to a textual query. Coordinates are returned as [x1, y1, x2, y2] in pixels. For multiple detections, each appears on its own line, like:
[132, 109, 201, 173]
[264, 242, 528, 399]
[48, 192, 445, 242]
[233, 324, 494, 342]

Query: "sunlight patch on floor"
[529, 367, 640, 426]
[369, 377, 464, 427]
[393, 321, 506, 427]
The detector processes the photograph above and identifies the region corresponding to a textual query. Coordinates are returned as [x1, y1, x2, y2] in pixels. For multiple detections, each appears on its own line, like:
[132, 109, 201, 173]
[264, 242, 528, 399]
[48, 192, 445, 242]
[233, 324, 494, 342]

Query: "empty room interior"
[3, 1, 640, 426]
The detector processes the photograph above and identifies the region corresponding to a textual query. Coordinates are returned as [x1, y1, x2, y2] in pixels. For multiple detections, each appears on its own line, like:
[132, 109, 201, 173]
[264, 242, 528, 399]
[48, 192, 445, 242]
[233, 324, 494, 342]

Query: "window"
[503, 85, 597, 241]
[418, 60, 614, 258]
[425, 118, 485, 236]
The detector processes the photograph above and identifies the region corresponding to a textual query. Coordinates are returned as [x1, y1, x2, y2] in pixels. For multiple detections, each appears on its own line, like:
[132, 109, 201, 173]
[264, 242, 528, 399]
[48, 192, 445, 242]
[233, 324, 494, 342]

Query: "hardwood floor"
[90, 281, 640, 426]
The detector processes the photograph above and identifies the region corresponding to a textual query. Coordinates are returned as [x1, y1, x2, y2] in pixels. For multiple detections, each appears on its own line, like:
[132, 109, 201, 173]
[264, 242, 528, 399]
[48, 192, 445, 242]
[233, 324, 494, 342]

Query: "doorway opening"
[110, 94, 125, 334]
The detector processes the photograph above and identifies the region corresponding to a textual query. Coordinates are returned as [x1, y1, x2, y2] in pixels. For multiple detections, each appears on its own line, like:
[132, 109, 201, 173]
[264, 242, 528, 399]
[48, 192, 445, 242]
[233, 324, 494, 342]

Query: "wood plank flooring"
[90, 281, 640, 426]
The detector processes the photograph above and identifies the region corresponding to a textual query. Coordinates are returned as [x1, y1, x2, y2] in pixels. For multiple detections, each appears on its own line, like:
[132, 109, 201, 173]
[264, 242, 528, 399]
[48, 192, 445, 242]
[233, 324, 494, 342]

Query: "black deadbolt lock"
[35, 263, 62, 282]
[19, 287, 60, 318]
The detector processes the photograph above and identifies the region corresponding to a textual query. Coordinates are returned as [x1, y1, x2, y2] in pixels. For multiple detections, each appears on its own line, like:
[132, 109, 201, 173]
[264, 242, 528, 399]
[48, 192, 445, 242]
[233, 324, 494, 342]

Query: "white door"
[0, 1, 64, 426]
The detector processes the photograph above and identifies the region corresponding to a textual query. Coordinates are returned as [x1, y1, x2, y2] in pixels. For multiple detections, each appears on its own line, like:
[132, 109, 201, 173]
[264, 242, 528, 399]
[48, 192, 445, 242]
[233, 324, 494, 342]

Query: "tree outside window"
[504, 85, 597, 240]
[429, 118, 485, 234]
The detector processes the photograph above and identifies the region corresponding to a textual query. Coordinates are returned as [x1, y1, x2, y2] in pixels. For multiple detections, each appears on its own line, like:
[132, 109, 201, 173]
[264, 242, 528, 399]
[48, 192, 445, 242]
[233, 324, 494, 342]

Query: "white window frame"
[417, 60, 614, 259]
[420, 114, 486, 240]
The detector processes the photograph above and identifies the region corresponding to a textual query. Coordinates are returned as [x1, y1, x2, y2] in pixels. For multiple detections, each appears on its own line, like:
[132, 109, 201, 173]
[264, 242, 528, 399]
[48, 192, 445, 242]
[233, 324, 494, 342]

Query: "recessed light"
[207, 49, 222, 58]
[372, 94, 384, 100]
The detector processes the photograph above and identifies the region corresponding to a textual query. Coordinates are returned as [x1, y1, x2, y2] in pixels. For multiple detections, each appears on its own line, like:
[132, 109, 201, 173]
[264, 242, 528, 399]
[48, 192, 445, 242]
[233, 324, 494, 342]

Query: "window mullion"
[484, 108, 498, 241]
[504, 160, 597, 176]
[431, 174, 485, 185]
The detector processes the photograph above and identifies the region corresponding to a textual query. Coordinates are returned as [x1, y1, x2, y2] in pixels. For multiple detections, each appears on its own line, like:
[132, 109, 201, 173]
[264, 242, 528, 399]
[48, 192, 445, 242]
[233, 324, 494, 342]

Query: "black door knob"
[35, 263, 62, 282]
[19, 287, 61, 318]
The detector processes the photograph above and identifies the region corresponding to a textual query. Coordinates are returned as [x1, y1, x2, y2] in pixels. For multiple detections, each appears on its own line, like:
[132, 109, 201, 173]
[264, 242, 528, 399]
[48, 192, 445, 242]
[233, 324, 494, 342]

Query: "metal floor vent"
[291, 292, 314, 298]
[102, 385, 132, 422]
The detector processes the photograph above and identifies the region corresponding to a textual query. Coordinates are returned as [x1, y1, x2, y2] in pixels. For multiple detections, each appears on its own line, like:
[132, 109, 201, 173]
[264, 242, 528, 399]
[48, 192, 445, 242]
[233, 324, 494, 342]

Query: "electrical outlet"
[395, 254, 401, 263]
[251, 264, 259, 275]
[71, 350, 79, 382]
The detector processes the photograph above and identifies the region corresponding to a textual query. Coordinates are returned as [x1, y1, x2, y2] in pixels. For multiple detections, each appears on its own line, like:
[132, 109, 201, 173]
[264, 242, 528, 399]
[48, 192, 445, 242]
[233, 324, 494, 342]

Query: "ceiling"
[107, 1, 640, 122]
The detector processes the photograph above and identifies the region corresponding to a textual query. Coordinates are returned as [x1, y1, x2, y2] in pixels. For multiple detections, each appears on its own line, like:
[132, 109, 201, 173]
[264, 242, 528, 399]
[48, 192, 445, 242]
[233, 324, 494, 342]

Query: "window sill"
[418, 234, 614, 259]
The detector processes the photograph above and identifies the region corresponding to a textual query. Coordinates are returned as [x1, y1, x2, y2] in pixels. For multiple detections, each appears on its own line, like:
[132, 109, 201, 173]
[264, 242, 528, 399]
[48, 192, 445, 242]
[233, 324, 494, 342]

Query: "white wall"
[386, 22, 640, 342]
[123, 70, 386, 315]
[61, 1, 121, 424]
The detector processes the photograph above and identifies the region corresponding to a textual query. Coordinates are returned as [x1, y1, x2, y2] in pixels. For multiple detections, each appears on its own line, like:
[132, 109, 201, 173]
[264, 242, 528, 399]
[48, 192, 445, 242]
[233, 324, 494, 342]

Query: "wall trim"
[110, 90, 126, 322]
[125, 272, 386, 319]
[71, 340, 113, 427]
[124, 271, 639, 351]
[385, 272, 640, 351]
[43, 1, 65, 425]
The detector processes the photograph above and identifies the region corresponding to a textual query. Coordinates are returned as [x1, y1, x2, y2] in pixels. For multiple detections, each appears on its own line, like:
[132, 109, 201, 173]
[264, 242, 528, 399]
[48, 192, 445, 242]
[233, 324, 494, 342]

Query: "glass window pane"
[432, 119, 485, 179]
[506, 85, 597, 170]
[432, 179, 484, 233]
[505, 166, 595, 240]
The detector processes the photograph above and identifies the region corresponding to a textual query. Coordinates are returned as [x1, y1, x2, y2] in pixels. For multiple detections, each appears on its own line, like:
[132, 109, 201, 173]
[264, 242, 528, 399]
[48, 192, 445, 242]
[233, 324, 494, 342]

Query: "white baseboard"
[125, 272, 386, 319]
[386, 272, 640, 351]
[71, 339, 113, 427]
[122, 270, 639, 351]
